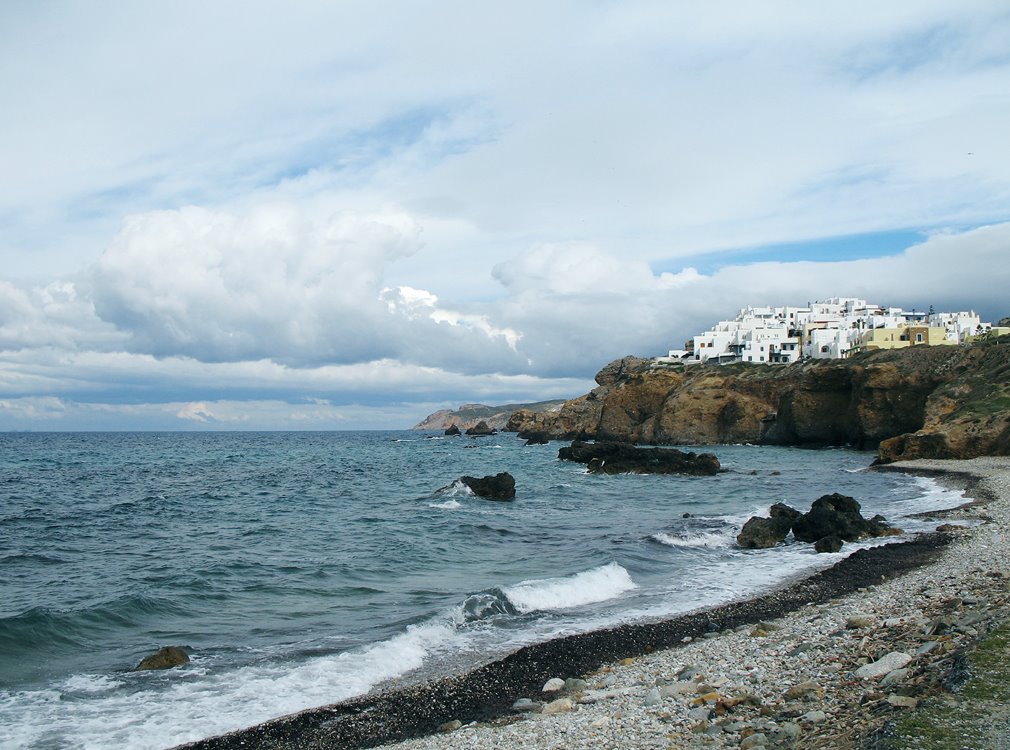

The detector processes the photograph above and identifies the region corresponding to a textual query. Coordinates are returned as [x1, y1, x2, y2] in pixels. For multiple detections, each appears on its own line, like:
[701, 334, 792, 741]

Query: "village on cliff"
[660, 297, 1009, 366]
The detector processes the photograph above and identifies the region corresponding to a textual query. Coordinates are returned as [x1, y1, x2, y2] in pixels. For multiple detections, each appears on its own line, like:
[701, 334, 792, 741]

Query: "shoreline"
[177, 457, 1010, 750]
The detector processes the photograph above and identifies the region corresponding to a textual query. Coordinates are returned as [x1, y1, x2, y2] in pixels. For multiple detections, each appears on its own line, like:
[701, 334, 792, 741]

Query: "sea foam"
[502, 562, 637, 613]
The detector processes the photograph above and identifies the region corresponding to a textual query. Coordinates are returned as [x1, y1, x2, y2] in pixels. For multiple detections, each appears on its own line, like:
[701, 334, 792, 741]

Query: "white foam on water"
[432, 480, 476, 498]
[428, 499, 462, 510]
[651, 530, 733, 549]
[0, 619, 459, 750]
[502, 562, 637, 613]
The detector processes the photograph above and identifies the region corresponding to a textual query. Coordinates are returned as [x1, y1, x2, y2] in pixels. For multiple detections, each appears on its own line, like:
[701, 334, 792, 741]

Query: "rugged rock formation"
[737, 495, 902, 552]
[557, 440, 720, 476]
[135, 646, 190, 671]
[506, 341, 1010, 462]
[414, 401, 566, 432]
[444, 424, 461, 436]
[460, 473, 516, 500]
[736, 503, 801, 549]
[465, 421, 496, 436]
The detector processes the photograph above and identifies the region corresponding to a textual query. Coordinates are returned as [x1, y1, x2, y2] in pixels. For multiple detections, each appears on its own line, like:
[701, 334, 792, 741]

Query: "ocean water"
[0, 431, 967, 749]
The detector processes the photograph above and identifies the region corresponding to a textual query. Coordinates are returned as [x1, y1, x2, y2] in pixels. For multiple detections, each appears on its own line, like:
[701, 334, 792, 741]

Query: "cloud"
[2, 4, 1009, 427]
[176, 402, 217, 423]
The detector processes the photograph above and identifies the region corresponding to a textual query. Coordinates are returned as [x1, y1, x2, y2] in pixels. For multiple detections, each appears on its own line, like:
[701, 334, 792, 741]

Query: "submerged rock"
[135, 646, 189, 671]
[814, 535, 844, 553]
[558, 440, 720, 476]
[459, 472, 516, 500]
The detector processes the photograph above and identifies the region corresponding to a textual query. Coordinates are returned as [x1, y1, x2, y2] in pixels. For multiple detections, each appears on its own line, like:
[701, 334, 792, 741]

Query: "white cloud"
[176, 402, 217, 423]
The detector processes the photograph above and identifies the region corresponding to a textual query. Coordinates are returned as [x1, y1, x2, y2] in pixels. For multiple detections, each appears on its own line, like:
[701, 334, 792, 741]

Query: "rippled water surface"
[0, 431, 966, 749]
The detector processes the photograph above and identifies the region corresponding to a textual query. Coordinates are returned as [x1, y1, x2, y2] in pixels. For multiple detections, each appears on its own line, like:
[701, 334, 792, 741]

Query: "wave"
[0, 617, 462, 750]
[430, 480, 475, 499]
[428, 499, 462, 510]
[0, 595, 186, 652]
[651, 530, 733, 549]
[0, 552, 66, 566]
[501, 562, 636, 613]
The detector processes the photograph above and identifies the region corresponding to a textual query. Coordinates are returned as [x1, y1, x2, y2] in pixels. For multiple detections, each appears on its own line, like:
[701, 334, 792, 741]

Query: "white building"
[668, 298, 987, 365]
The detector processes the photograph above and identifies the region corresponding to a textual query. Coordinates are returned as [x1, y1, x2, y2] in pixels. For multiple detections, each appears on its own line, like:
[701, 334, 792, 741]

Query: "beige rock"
[542, 698, 575, 715]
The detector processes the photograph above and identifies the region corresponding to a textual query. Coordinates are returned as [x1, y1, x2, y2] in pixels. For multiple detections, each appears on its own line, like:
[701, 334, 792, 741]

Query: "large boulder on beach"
[460, 472, 516, 500]
[134, 646, 189, 671]
[558, 440, 720, 476]
[736, 503, 801, 548]
[791, 493, 879, 543]
[737, 515, 792, 548]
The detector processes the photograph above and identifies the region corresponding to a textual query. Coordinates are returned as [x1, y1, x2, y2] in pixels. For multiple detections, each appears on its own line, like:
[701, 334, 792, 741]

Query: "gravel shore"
[375, 457, 1010, 750]
[179, 457, 1010, 750]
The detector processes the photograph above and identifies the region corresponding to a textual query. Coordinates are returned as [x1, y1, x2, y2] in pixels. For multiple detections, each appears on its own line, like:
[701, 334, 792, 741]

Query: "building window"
[916, 333, 923, 343]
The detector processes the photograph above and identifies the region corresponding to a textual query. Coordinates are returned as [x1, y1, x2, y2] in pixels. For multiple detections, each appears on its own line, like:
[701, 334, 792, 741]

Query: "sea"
[0, 431, 968, 750]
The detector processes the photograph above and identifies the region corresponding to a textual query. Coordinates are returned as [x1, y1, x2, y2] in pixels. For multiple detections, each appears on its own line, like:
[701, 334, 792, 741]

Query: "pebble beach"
[375, 457, 1010, 750]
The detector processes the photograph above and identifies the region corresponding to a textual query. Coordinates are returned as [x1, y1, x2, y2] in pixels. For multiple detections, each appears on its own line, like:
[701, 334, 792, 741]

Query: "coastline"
[176, 456, 1010, 750]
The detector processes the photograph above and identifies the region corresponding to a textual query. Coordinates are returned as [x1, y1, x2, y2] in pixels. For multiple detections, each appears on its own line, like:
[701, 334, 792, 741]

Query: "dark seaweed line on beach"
[175, 533, 950, 750]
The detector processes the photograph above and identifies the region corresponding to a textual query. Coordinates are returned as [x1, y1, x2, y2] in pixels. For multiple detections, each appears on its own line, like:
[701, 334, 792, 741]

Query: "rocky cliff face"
[506, 342, 1010, 462]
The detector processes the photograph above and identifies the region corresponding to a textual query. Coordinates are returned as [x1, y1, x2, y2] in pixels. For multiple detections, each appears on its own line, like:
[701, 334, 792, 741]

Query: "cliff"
[413, 400, 566, 432]
[505, 341, 1010, 462]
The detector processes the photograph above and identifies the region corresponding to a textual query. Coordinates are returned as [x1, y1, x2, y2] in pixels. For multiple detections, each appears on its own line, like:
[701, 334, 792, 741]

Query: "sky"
[2, 1, 1010, 430]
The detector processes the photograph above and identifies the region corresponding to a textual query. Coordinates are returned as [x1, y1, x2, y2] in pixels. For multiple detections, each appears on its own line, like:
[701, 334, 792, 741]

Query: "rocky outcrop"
[135, 646, 190, 671]
[557, 441, 720, 476]
[414, 401, 566, 432]
[737, 495, 902, 552]
[444, 424, 461, 436]
[736, 503, 801, 549]
[507, 341, 1010, 462]
[465, 421, 496, 436]
[460, 473, 516, 500]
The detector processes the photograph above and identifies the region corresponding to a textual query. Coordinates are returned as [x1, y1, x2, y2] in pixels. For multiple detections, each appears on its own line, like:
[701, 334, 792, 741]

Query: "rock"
[784, 681, 822, 701]
[541, 697, 575, 715]
[855, 652, 913, 679]
[880, 668, 910, 688]
[459, 472, 516, 500]
[886, 694, 918, 709]
[936, 523, 968, 533]
[737, 514, 793, 549]
[511, 698, 541, 712]
[465, 420, 496, 436]
[801, 710, 827, 724]
[643, 687, 662, 706]
[740, 732, 768, 748]
[558, 440, 721, 476]
[661, 682, 696, 698]
[814, 535, 843, 553]
[792, 494, 899, 543]
[687, 706, 711, 721]
[444, 424, 461, 436]
[564, 677, 588, 693]
[134, 646, 190, 671]
[542, 677, 566, 693]
[846, 615, 874, 629]
[437, 720, 462, 733]
[523, 432, 550, 446]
